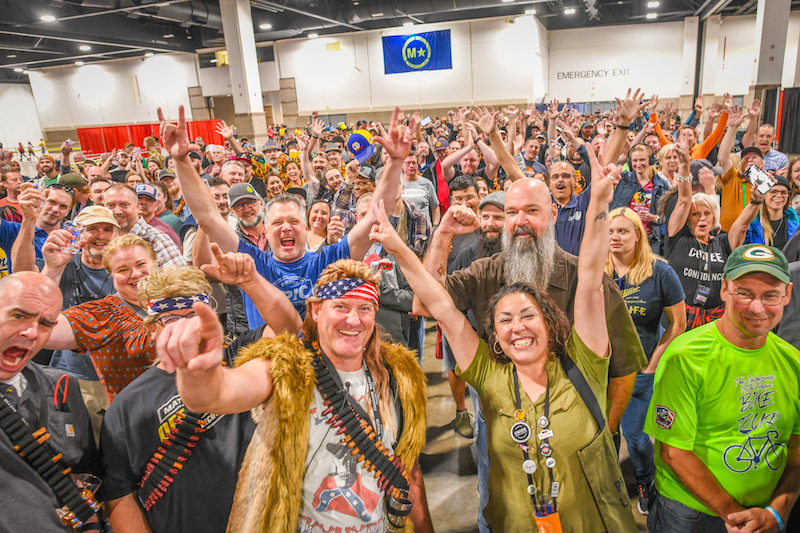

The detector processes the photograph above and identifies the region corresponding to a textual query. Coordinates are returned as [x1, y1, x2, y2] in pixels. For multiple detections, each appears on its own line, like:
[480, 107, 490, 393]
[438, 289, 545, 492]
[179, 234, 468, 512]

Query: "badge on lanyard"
[537, 415, 549, 428]
[538, 428, 554, 440]
[511, 421, 532, 443]
[522, 459, 538, 474]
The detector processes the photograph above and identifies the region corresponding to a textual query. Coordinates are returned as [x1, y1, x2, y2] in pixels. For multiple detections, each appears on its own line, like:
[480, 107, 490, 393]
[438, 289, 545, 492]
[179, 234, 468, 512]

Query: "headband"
[147, 294, 210, 316]
[316, 278, 378, 305]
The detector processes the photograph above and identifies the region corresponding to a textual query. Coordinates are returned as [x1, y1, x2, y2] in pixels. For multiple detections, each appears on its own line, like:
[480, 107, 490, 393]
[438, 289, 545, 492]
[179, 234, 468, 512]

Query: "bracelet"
[312, 135, 319, 139]
[765, 505, 784, 531]
[676, 175, 692, 182]
[616, 123, 631, 130]
[750, 200, 764, 205]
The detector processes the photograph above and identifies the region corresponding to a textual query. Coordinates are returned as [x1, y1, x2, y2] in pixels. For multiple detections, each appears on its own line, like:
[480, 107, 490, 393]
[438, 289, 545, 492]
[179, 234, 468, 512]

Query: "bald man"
[419, 177, 647, 435]
[0, 272, 99, 531]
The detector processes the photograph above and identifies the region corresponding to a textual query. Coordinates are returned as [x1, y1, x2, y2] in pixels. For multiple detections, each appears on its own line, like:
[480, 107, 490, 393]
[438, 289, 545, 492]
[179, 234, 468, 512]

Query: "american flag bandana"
[147, 294, 210, 316]
[315, 278, 379, 305]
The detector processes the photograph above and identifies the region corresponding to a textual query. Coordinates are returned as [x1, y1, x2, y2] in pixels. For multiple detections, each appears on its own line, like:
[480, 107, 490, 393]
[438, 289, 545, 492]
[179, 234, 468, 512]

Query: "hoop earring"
[492, 340, 503, 355]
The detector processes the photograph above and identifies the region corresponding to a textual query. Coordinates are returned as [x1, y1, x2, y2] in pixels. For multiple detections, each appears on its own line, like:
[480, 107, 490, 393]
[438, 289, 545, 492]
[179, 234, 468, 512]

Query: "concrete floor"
[419, 321, 648, 532]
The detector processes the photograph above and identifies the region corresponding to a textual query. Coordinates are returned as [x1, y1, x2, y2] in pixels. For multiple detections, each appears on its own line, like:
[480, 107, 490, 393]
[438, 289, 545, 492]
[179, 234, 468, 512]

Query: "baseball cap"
[39, 154, 55, 163]
[324, 142, 340, 153]
[690, 159, 722, 182]
[188, 151, 203, 160]
[331, 135, 345, 144]
[347, 130, 374, 164]
[57, 172, 88, 188]
[723, 244, 790, 284]
[433, 138, 449, 152]
[73, 205, 120, 228]
[263, 139, 280, 151]
[157, 169, 176, 180]
[479, 191, 506, 211]
[357, 165, 377, 182]
[233, 152, 253, 164]
[227, 182, 262, 206]
[135, 183, 158, 200]
[581, 120, 593, 129]
[740, 146, 764, 160]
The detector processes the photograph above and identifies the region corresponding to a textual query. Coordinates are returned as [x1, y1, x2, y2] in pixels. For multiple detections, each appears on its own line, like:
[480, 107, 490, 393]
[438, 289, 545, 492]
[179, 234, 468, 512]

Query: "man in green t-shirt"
[645, 244, 800, 533]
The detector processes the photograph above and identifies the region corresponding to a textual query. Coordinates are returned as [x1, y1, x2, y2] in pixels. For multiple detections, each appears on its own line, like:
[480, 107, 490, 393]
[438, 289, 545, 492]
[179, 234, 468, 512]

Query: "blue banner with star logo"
[382, 30, 452, 74]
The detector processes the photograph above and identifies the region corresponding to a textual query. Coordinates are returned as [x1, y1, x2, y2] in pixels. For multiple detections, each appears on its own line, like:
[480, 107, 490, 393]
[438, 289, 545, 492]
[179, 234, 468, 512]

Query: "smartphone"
[743, 164, 776, 195]
[555, 136, 567, 150]
[420, 116, 432, 128]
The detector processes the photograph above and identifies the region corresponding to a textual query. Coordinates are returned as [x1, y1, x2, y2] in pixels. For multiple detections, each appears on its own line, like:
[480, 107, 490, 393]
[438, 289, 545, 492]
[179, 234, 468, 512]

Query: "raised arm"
[467, 122, 498, 182]
[39, 229, 79, 284]
[159, 106, 239, 253]
[728, 187, 765, 249]
[718, 104, 745, 176]
[741, 99, 761, 149]
[298, 137, 321, 196]
[370, 201, 480, 369]
[667, 143, 693, 237]
[440, 129, 475, 183]
[201, 243, 301, 335]
[9, 184, 45, 273]
[604, 88, 650, 169]
[476, 106, 526, 182]
[216, 120, 243, 154]
[345, 107, 415, 260]
[574, 147, 613, 357]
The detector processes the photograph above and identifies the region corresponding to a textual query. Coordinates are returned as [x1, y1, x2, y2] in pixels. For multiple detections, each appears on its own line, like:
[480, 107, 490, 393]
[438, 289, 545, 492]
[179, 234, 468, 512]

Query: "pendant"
[522, 459, 538, 474]
[510, 421, 532, 443]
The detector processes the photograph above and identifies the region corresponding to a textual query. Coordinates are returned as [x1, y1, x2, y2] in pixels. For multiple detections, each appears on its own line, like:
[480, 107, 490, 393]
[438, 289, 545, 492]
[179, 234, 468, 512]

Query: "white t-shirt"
[297, 367, 399, 533]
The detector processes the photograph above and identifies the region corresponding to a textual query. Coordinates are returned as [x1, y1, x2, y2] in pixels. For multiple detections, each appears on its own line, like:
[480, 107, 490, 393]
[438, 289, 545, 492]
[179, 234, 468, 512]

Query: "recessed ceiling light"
[371, 12, 384, 16]
[403, 22, 414, 27]
[40, 14, 56, 22]
[162, 33, 174, 38]
[647, 1, 660, 7]
[646, 12, 657, 19]
[308, 33, 319, 38]
[259, 23, 272, 30]
[7, 54, 17, 58]
[13, 67, 23, 73]
[564, 7, 576, 14]
[22, 70, 29, 74]
[79, 45, 91, 51]
[502, 0, 513, 3]
[525, 8, 537, 14]
[210, 59, 218, 63]
[75, 61, 85, 66]
[145, 52, 154, 57]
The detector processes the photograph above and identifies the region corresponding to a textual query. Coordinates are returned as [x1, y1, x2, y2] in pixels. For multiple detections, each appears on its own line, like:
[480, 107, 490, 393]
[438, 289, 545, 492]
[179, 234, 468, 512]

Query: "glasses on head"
[768, 189, 789, 197]
[48, 184, 75, 196]
[232, 198, 258, 211]
[154, 311, 197, 327]
[727, 289, 785, 306]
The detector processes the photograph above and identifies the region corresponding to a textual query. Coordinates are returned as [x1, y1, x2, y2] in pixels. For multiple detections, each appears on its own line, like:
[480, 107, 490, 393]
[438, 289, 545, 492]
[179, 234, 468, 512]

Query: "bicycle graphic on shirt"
[723, 429, 786, 473]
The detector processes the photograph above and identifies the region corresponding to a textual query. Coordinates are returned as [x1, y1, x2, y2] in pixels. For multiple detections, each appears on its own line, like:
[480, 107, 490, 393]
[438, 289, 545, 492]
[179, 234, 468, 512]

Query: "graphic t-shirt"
[665, 225, 730, 308]
[237, 237, 350, 326]
[645, 323, 800, 514]
[627, 179, 654, 234]
[615, 260, 685, 359]
[298, 368, 399, 533]
[402, 178, 438, 223]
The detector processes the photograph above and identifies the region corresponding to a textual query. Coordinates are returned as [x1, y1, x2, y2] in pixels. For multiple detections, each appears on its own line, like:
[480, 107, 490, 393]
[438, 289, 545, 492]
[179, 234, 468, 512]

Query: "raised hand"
[664, 102, 676, 118]
[157, 301, 224, 373]
[474, 105, 498, 137]
[464, 122, 480, 144]
[311, 117, 325, 137]
[748, 99, 762, 119]
[615, 88, 648, 124]
[435, 203, 480, 237]
[326, 216, 345, 244]
[0, 149, 12, 167]
[585, 142, 615, 204]
[372, 107, 415, 161]
[368, 200, 408, 256]
[544, 99, 560, 121]
[41, 229, 79, 270]
[708, 102, 723, 120]
[694, 95, 704, 114]
[216, 120, 236, 140]
[158, 106, 197, 160]
[647, 94, 660, 114]
[18, 183, 44, 220]
[722, 92, 733, 112]
[728, 104, 745, 128]
[200, 243, 257, 286]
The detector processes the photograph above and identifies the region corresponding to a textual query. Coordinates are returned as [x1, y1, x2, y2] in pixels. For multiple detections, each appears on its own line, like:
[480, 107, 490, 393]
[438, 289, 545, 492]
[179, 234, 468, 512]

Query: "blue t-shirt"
[237, 237, 351, 327]
[0, 220, 50, 272]
[553, 184, 592, 256]
[614, 259, 685, 359]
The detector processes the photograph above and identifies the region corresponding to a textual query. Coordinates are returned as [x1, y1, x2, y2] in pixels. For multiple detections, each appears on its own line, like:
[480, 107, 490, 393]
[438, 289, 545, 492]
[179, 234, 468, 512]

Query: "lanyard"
[362, 362, 383, 442]
[512, 367, 558, 512]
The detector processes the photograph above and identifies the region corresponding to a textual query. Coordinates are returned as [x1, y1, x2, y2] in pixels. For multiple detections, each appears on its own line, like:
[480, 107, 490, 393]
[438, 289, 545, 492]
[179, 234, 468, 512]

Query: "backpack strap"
[559, 354, 606, 431]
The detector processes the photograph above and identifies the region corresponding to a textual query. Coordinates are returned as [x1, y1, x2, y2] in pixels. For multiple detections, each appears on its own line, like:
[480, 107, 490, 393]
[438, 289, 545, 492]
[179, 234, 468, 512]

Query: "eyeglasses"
[232, 198, 259, 211]
[550, 173, 574, 180]
[728, 289, 785, 306]
[768, 189, 789, 197]
[154, 311, 197, 327]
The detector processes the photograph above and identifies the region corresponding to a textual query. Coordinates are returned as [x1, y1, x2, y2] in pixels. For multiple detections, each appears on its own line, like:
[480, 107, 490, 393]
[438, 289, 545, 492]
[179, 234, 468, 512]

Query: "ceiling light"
[371, 12, 384, 17]
[259, 23, 272, 30]
[525, 8, 537, 14]
[7, 54, 17, 58]
[13, 67, 23, 73]
[308, 33, 319, 39]
[79, 45, 91, 51]
[22, 70, 29, 74]
[75, 61, 85, 66]
[647, 1, 660, 7]
[40, 14, 56, 22]
[145, 52, 154, 57]
[403, 22, 414, 27]
[564, 7, 576, 14]
[646, 12, 657, 19]
[502, 0, 514, 3]
[162, 33, 174, 38]
[210, 59, 218, 63]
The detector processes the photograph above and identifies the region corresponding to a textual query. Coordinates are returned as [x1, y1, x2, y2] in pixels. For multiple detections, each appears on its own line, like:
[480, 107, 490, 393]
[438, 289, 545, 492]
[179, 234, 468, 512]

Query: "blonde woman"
[728, 176, 798, 252]
[606, 207, 686, 514]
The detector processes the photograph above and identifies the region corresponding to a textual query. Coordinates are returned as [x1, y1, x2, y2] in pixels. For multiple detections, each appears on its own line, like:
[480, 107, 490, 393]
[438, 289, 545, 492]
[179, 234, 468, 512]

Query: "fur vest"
[226, 333, 427, 533]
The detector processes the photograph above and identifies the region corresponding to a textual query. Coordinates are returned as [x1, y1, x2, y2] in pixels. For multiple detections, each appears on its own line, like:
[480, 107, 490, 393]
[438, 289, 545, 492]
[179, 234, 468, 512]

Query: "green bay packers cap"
[347, 129, 374, 164]
[724, 244, 790, 284]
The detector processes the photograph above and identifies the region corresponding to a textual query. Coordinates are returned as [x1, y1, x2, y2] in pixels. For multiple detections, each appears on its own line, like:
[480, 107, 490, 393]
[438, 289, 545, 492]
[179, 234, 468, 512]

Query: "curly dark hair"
[484, 283, 571, 364]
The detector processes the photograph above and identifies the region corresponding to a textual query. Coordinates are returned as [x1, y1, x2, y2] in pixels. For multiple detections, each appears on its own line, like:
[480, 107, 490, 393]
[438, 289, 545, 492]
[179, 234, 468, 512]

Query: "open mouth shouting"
[1, 345, 31, 373]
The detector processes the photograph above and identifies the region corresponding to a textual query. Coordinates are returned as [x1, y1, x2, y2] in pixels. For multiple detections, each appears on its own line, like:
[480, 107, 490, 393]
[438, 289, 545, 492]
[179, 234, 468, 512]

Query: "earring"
[492, 340, 503, 355]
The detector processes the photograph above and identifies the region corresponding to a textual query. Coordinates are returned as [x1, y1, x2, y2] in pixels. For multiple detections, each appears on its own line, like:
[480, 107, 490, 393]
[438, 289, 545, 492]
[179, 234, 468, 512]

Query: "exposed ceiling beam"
[0, 29, 193, 54]
[54, 0, 193, 23]
[251, 0, 363, 31]
[2, 48, 150, 69]
[701, 0, 734, 19]
[0, 45, 65, 56]
[693, 0, 717, 16]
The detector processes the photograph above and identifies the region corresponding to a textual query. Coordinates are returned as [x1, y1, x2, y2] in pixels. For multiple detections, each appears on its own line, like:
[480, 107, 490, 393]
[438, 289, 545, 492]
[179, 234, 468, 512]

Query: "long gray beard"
[502, 222, 557, 289]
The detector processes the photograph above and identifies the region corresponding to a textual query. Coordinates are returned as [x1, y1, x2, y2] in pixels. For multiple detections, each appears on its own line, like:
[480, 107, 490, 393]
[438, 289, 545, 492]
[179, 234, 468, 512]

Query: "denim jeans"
[469, 385, 491, 532]
[647, 492, 726, 533]
[620, 372, 655, 486]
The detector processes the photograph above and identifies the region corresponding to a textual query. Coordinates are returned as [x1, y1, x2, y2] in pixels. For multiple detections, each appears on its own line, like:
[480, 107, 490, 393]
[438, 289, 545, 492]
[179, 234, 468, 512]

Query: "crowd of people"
[1, 86, 799, 533]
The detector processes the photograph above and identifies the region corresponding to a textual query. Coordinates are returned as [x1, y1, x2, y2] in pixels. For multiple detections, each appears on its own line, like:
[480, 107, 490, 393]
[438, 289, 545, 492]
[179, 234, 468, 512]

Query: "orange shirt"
[719, 167, 752, 232]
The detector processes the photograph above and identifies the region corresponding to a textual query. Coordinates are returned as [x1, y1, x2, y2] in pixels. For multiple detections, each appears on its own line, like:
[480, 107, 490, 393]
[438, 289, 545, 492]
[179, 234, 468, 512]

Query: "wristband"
[676, 175, 691, 182]
[749, 200, 764, 205]
[765, 505, 784, 531]
[312, 135, 319, 139]
[616, 123, 631, 131]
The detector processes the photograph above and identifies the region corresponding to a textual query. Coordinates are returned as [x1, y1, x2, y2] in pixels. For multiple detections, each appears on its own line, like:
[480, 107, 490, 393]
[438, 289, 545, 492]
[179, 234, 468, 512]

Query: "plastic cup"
[61, 222, 84, 254]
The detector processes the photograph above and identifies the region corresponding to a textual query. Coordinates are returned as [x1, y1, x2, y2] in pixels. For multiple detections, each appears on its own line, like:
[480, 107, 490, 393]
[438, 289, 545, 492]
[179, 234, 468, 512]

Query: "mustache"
[512, 226, 535, 238]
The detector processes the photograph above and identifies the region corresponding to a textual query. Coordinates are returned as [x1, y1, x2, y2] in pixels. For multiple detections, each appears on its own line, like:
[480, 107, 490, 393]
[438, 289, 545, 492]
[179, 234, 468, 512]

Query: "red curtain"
[187, 120, 223, 146]
[127, 124, 159, 149]
[76, 128, 106, 155]
[77, 120, 221, 156]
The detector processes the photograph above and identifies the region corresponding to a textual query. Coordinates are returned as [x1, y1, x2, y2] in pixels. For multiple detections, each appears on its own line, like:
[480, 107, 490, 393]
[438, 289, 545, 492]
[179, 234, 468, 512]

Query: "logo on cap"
[743, 246, 775, 261]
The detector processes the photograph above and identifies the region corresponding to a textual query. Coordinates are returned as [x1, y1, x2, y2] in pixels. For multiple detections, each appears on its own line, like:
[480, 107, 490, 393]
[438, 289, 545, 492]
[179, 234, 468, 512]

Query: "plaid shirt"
[763, 148, 789, 172]
[402, 199, 432, 257]
[130, 217, 186, 268]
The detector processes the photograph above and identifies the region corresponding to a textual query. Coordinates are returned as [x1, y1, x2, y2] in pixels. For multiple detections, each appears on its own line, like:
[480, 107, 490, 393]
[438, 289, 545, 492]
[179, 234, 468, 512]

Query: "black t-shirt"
[666, 224, 731, 308]
[98, 331, 262, 532]
[771, 216, 790, 251]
